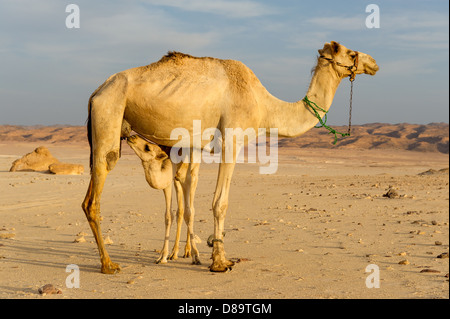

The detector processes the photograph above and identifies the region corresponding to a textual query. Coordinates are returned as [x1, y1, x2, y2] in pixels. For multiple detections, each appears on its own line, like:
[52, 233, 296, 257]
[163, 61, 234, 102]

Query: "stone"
[383, 188, 399, 199]
[38, 284, 62, 295]
[420, 269, 440, 273]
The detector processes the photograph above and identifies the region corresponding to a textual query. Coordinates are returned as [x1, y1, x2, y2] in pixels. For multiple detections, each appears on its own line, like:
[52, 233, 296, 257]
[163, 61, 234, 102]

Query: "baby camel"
[127, 135, 201, 265]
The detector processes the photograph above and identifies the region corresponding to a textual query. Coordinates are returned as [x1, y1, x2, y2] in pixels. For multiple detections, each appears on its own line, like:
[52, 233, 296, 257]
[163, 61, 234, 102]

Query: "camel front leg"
[210, 162, 236, 272]
[169, 179, 184, 261]
[156, 185, 173, 264]
[82, 165, 120, 274]
[183, 229, 192, 258]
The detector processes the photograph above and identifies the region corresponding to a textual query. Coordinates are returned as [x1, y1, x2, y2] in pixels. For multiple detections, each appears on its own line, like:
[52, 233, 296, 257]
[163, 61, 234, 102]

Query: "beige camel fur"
[10, 146, 84, 175]
[126, 135, 201, 265]
[49, 163, 84, 175]
[10, 146, 59, 172]
[82, 41, 378, 274]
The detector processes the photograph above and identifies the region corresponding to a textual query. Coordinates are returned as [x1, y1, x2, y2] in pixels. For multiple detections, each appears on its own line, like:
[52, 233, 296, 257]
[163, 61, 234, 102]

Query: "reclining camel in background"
[127, 134, 201, 265]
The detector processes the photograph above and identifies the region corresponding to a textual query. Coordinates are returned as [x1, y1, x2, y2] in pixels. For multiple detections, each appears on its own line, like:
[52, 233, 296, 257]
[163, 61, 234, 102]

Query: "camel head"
[127, 135, 169, 163]
[318, 41, 379, 79]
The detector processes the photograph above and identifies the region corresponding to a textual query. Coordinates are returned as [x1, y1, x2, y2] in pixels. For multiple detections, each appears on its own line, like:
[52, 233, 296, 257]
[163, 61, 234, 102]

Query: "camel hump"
[156, 51, 218, 66]
[165, 51, 195, 60]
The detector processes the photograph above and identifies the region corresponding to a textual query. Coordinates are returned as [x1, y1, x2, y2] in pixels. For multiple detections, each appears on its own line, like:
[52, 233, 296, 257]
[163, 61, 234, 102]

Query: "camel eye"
[144, 144, 151, 152]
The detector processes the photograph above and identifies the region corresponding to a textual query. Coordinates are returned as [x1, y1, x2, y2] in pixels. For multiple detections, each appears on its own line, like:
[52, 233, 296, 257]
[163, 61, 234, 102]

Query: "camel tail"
[86, 92, 94, 173]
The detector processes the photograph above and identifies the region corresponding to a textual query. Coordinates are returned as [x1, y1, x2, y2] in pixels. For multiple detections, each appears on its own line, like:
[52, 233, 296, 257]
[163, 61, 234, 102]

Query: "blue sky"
[0, 0, 448, 125]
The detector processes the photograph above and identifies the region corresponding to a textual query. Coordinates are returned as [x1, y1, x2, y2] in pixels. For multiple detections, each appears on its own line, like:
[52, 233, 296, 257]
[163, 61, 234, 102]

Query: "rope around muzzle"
[303, 77, 355, 145]
[303, 54, 357, 145]
[302, 96, 351, 145]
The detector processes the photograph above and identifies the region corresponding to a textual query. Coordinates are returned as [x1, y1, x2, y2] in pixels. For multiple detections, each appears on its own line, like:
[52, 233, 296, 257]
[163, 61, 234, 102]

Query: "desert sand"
[0, 124, 448, 299]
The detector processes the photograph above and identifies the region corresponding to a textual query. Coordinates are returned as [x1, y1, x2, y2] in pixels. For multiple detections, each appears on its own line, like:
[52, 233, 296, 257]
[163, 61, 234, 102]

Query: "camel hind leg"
[183, 162, 201, 264]
[82, 73, 127, 274]
[155, 185, 174, 264]
[82, 166, 120, 274]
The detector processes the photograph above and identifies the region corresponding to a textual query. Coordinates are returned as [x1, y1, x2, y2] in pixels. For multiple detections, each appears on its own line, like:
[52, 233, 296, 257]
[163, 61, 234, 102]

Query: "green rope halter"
[302, 96, 350, 145]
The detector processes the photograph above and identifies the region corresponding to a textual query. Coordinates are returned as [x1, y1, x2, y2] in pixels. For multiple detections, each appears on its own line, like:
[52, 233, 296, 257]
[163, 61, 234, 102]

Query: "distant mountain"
[277, 123, 449, 154]
[0, 125, 87, 143]
[0, 123, 448, 154]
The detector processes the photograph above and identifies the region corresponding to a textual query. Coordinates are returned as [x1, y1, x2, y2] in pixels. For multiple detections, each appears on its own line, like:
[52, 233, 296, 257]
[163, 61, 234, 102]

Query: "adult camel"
[82, 41, 378, 274]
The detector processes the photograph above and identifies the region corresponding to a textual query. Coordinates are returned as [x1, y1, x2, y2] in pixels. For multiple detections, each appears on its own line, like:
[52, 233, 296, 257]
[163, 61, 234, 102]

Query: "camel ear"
[319, 42, 332, 58]
[156, 150, 168, 161]
[330, 41, 341, 55]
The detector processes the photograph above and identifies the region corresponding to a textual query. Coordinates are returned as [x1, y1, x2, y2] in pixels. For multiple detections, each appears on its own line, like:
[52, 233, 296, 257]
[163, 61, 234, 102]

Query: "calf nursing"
[126, 135, 201, 265]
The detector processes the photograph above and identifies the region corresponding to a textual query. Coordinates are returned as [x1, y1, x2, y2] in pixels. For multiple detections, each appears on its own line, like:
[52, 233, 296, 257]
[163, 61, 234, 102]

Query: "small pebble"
[104, 236, 113, 245]
[73, 236, 86, 243]
[383, 188, 399, 199]
[0, 233, 15, 239]
[420, 269, 440, 273]
[38, 284, 62, 295]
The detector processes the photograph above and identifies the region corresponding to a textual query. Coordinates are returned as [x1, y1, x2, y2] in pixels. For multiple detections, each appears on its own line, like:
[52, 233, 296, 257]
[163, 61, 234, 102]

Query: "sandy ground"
[0, 141, 448, 299]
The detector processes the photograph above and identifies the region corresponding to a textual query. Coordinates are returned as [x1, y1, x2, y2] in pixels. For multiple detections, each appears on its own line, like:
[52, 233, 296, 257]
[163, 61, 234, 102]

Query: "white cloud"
[1, 1, 222, 65]
[302, 10, 449, 52]
[84, 9, 220, 51]
[380, 11, 449, 50]
[141, 0, 277, 18]
[392, 31, 449, 50]
[377, 57, 437, 76]
[381, 11, 449, 30]
[0, 1, 447, 125]
[304, 16, 365, 31]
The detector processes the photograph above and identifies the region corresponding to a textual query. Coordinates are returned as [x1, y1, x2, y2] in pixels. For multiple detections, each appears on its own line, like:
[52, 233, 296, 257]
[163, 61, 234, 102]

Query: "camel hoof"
[182, 251, 192, 258]
[168, 253, 178, 261]
[209, 260, 234, 272]
[192, 257, 202, 265]
[155, 258, 168, 264]
[101, 262, 121, 274]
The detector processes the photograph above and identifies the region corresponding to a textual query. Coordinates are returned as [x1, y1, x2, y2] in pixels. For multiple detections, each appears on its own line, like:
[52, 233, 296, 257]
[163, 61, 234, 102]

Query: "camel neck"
[142, 160, 172, 189]
[261, 60, 342, 138]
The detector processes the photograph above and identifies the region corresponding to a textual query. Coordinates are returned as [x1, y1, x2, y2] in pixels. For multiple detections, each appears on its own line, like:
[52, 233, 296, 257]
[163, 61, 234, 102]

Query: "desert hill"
[0, 125, 87, 144]
[0, 123, 448, 154]
[277, 122, 449, 154]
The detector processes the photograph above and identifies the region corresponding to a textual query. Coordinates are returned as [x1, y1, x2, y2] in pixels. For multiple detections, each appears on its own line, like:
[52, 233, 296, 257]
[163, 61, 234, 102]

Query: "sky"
[0, 0, 448, 126]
